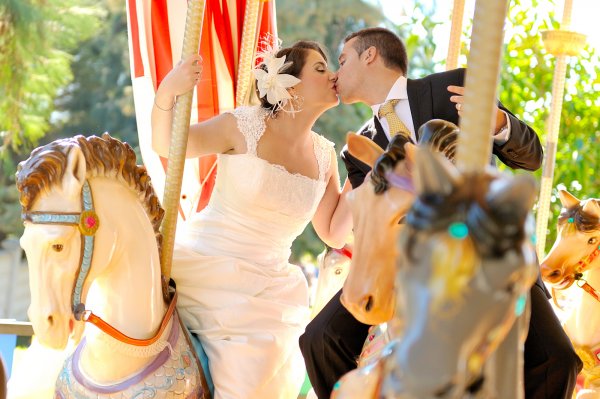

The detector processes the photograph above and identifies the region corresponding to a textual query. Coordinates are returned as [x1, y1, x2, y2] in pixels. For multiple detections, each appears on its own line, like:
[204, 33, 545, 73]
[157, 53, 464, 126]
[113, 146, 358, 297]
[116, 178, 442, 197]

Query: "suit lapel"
[372, 117, 389, 150]
[407, 78, 433, 141]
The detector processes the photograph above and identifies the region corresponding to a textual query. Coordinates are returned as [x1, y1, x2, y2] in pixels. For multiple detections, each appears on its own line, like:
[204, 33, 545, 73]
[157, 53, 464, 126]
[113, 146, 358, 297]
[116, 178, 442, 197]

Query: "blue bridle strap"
[22, 180, 98, 319]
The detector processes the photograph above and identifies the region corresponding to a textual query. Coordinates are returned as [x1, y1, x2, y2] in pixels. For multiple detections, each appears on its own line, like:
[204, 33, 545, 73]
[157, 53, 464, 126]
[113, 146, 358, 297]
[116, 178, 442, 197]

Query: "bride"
[152, 40, 352, 398]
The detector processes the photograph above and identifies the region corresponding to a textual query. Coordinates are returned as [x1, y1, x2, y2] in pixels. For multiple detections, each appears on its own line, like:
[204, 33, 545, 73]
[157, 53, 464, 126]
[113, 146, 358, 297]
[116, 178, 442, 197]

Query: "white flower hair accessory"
[253, 37, 301, 114]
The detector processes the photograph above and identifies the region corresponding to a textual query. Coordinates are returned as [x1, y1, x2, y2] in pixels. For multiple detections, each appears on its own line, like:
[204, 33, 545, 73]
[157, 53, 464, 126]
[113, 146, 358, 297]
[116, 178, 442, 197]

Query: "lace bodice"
[231, 106, 332, 181]
[180, 106, 335, 267]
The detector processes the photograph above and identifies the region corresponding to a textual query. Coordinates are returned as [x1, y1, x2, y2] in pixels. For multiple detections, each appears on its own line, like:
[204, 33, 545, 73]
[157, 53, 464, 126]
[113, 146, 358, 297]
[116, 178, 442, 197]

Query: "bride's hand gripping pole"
[160, 0, 206, 281]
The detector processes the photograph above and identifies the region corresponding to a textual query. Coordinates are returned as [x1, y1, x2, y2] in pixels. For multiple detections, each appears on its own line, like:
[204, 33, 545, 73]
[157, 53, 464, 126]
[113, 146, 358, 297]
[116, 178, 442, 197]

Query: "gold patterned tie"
[378, 99, 411, 140]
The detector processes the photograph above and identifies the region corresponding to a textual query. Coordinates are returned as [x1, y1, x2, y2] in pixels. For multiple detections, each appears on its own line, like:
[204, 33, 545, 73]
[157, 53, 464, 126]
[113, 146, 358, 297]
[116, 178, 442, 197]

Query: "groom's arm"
[492, 104, 543, 171]
[439, 69, 543, 172]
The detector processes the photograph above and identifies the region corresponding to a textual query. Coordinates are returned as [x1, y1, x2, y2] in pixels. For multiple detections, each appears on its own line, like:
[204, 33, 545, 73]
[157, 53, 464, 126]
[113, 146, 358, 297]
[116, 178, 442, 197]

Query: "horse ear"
[347, 133, 384, 168]
[558, 190, 580, 209]
[486, 175, 538, 217]
[62, 146, 86, 195]
[582, 200, 600, 219]
[413, 145, 461, 196]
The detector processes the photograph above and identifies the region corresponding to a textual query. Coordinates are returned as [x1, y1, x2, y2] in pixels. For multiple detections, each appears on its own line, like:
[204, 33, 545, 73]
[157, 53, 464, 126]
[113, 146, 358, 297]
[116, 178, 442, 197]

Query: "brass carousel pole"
[160, 1, 206, 280]
[457, 2, 522, 396]
[534, 0, 586, 258]
[456, 0, 508, 172]
[446, 0, 466, 70]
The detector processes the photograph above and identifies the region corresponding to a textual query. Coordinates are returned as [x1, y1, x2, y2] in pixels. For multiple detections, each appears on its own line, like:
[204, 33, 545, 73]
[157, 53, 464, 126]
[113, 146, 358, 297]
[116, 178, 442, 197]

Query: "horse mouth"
[553, 276, 575, 290]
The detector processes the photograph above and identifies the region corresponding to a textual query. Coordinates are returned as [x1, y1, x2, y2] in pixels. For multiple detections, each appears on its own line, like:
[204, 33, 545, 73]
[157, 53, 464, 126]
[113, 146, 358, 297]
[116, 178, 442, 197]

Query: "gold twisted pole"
[160, 0, 206, 280]
[455, 0, 508, 172]
[535, 0, 586, 257]
[446, 0, 465, 70]
[236, 0, 262, 106]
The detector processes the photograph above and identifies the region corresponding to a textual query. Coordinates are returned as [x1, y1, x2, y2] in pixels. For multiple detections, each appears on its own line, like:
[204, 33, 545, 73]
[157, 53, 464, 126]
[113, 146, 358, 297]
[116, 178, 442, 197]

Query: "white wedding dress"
[173, 105, 334, 399]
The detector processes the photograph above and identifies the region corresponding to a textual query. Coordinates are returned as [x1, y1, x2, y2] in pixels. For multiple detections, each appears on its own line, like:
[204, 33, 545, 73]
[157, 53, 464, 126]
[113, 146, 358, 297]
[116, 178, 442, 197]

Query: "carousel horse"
[310, 245, 352, 318]
[540, 190, 600, 397]
[15, 134, 210, 398]
[334, 139, 538, 398]
[341, 119, 458, 326]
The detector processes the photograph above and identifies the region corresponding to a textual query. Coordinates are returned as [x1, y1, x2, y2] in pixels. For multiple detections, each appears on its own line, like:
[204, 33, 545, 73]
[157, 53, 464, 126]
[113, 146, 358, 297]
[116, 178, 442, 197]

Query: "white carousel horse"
[15, 134, 210, 398]
[310, 245, 352, 318]
[334, 137, 538, 398]
[540, 190, 600, 397]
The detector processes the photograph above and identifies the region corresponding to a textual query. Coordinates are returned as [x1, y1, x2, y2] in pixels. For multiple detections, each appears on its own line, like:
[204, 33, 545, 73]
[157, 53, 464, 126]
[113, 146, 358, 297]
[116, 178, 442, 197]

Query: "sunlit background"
[1, 1, 600, 398]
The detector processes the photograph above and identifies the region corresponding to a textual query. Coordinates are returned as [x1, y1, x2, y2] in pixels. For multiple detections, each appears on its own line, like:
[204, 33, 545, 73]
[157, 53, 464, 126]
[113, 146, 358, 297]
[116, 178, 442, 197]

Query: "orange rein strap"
[577, 279, 600, 303]
[81, 291, 178, 346]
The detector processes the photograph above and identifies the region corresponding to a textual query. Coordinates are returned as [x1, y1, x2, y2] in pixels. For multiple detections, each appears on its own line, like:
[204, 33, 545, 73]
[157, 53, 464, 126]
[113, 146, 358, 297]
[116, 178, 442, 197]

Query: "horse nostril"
[540, 264, 563, 283]
[364, 296, 373, 312]
[549, 270, 561, 279]
[47, 315, 54, 326]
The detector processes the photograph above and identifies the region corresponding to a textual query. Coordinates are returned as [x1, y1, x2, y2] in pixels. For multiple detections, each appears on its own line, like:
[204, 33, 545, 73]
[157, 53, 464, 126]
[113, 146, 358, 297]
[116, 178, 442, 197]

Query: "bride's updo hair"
[255, 40, 328, 114]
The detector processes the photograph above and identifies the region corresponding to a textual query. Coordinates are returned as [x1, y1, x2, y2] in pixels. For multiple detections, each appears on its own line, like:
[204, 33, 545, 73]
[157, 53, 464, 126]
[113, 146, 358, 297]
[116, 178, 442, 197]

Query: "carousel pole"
[160, 1, 206, 281]
[534, 0, 586, 258]
[457, 2, 524, 396]
[236, 0, 262, 106]
[446, 0, 466, 70]
[455, 0, 508, 172]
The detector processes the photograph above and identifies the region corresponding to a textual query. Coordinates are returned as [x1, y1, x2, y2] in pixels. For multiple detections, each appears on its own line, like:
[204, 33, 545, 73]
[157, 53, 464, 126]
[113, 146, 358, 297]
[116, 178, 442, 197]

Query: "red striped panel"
[151, 0, 174, 89]
[259, 0, 278, 44]
[128, 0, 145, 78]
[212, 0, 235, 83]
[197, 0, 220, 121]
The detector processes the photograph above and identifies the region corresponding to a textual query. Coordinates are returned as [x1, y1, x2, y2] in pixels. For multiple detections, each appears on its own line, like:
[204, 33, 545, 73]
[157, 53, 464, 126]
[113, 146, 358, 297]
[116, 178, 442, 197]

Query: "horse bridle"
[572, 244, 600, 303]
[22, 180, 176, 346]
[22, 180, 99, 317]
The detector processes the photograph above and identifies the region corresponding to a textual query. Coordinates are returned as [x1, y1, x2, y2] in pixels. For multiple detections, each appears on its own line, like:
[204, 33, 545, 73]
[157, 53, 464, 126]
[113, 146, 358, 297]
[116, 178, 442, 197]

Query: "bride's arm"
[312, 149, 353, 249]
[151, 55, 239, 158]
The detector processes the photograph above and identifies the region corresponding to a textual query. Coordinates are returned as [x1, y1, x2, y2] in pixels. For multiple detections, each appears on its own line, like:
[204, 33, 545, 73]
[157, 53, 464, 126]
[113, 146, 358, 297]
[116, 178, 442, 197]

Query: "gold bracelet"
[154, 97, 175, 111]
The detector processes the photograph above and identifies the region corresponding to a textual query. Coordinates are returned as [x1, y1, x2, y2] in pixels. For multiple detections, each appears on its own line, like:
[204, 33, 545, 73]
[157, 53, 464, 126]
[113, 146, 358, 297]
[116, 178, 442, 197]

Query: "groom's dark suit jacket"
[301, 68, 581, 399]
[341, 68, 542, 189]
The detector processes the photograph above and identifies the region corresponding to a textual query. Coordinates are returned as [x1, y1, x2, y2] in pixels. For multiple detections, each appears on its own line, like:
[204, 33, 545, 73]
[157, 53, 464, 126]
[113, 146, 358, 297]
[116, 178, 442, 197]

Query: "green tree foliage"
[0, 0, 101, 240]
[497, 0, 600, 251]
[44, 0, 138, 154]
[0, 0, 102, 173]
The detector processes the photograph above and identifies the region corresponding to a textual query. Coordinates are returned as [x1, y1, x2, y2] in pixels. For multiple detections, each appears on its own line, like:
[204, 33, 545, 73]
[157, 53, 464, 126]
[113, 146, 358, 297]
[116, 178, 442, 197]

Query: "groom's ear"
[363, 46, 377, 64]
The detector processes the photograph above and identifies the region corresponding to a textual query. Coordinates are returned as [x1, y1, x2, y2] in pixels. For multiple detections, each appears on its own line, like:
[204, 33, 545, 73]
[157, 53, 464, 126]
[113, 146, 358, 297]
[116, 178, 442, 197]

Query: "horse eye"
[334, 268, 342, 275]
[52, 244, 64, 252]
[588, 237, 598, 245]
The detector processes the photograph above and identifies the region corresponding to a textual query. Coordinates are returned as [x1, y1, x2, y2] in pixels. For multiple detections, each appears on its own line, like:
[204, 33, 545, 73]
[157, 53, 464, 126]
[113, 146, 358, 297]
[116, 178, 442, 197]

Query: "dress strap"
[231, 106, 268, 155]
[312, 133, 335, 182]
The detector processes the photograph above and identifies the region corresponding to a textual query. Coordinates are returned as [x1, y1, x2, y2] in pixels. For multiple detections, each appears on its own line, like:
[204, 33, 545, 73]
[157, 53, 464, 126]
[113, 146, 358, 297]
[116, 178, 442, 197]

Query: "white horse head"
[540, 190, 600, 289]
[16, 134, 207, 396]
[540, 190, 600, 394]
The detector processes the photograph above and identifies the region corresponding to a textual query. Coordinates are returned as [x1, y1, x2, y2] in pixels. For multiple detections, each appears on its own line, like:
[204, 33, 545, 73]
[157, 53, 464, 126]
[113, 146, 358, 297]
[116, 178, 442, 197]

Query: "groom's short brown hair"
[344, 27, 407, 75]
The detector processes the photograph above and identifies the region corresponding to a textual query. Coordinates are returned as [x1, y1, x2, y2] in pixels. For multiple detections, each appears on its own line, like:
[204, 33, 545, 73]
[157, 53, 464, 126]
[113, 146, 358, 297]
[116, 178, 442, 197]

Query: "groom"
[299, 27, 582, 399]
